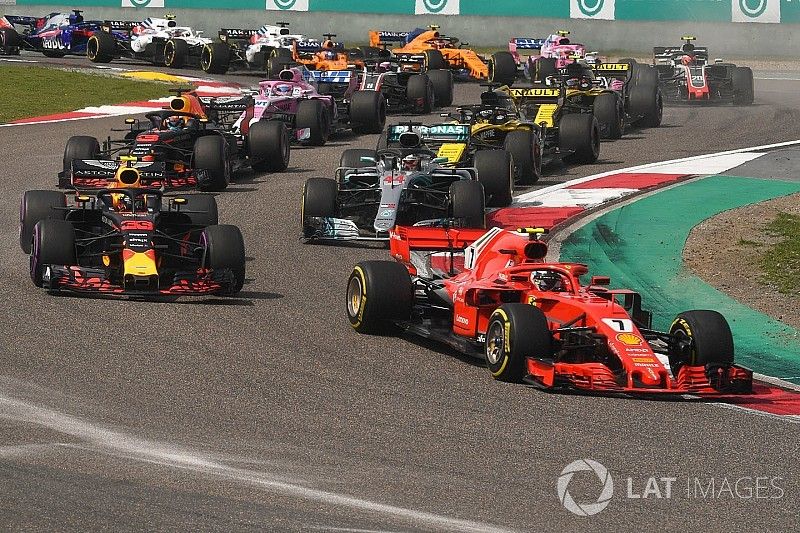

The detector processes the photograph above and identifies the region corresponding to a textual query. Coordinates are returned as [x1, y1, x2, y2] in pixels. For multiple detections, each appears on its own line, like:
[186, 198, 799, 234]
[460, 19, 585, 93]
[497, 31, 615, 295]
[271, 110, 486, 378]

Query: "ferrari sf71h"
[346, 226, 752, 395]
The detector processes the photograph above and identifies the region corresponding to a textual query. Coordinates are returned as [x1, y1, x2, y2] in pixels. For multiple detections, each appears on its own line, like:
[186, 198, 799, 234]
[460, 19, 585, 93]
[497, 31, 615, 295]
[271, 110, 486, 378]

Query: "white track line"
[0, 392, 514, 533]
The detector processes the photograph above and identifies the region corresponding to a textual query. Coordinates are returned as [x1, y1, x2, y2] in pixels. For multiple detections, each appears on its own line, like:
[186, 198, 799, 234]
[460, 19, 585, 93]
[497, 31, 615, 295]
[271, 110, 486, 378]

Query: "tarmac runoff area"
[559, 170, 800, 386]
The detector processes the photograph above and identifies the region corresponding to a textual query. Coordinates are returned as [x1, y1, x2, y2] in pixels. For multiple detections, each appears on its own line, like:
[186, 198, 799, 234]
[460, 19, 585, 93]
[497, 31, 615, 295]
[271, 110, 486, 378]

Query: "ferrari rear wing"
[390, 226, 487, 256]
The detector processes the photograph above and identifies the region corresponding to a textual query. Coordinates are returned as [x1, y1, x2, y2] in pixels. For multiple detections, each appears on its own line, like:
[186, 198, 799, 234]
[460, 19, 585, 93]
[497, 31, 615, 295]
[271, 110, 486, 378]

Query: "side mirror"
[590, 276, 610, 286]
[432, 157, 448, 163]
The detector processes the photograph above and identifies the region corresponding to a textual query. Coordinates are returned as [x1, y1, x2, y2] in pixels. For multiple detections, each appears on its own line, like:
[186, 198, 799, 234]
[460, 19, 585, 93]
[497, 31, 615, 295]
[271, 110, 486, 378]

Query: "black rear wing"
[653, 46, 708, 64]
[219, 28, 257, 42]
[3, 15, 38, 29]
[592, 62, 632, 80]
[100, 20, 139, 34]
[506, 86, 563, 103]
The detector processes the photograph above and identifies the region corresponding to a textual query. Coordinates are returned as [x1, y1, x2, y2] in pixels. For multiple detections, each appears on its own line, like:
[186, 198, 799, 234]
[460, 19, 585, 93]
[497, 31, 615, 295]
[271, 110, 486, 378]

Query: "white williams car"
[203, 22, 306, 74]
[87, 15, 212, 68]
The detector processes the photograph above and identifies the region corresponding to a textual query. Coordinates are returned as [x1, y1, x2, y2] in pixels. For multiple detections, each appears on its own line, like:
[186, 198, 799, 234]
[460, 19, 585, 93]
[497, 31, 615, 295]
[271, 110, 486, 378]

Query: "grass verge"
[761, 212, 800, 295]
[0, 64, 171, 123]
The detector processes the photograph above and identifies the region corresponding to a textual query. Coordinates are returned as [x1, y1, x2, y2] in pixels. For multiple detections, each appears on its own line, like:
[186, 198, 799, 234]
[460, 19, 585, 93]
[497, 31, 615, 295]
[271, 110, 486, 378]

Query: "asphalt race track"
[1, 58, 799, 531]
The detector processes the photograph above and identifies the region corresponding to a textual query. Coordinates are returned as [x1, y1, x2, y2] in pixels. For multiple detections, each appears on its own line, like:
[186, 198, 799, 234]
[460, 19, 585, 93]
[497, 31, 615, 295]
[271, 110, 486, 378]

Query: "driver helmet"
[402, 154, 421, 171]
[323, 50, 337, 61]
[69, 12, 84, 25]
[164, 115, 184, 131]
[480, 91, 500, 106]
[532, 270, 563, 292]
[111, 193, 132, 212]
[681, 54, 695, 66]
[273, 83, 293, 96]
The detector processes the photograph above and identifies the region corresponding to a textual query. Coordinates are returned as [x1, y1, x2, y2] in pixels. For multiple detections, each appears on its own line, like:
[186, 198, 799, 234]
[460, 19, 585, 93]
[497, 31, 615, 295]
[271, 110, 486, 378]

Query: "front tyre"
[669, 310, 734, 370]
[347, 261, 413, 333]
[486, 303, 553, 383]
[202, 224, 246, 294]
[30, 219, 75, 288]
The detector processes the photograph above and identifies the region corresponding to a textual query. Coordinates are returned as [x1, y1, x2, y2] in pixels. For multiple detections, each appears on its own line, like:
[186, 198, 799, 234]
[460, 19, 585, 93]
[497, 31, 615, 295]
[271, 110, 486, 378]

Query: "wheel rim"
[201, 47, 211, 70]
[165, 42, 174, 65]
[87, 37, 97, 60]
[346, 276, 364, 318]
[486, 320, 505, 364]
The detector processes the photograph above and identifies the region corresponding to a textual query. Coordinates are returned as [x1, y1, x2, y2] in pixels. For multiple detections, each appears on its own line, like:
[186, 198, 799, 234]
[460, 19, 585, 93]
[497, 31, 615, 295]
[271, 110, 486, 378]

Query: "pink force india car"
[509, 30, 607, 82]
[234, 66, 386, 146]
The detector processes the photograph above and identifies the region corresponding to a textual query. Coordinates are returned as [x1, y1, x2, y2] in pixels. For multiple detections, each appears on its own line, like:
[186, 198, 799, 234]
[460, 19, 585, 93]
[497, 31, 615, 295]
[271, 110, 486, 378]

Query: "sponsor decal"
[616, 332, 643, 346]
[121, 0, 164, 7]
[455, 315, 470, 325]
[510, 88, 560, 98]
[266, 0, 309, 11]
[570, 0, 615, 20]
[415, 0, 460, 15]
[732, 0, 780, 23]
[594, 63, 629, 71]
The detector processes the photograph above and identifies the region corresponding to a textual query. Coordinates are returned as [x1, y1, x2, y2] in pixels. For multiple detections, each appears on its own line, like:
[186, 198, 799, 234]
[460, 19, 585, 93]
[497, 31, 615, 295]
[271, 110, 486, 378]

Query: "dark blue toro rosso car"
[0, 10, 117, 58]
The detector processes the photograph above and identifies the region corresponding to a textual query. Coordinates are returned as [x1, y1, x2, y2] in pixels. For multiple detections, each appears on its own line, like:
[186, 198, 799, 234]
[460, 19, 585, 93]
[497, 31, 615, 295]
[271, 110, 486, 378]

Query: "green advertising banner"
[460, 0, 569, 17]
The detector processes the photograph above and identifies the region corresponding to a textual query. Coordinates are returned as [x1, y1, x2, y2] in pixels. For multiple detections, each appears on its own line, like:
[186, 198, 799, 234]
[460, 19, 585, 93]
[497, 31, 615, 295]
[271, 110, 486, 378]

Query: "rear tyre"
[449, 180, 485, 228]
[559, 114, 600, 164]
[302, 177, 337, 237]
[194, 135, 230, 191]
[87, 31, 115, 63]
[423, 49, 447, 70]
[533, 57, 557, 82]
[669, 310, 734, 370]
[0, 28, 20, 55]
[427, 69, 454, 107]
[181, 194, 218, 227]
[63, 135, 100, 173]
[504, 129, 541, 185]
[249, 120, 290, 172]
[296, 99, 331, 146]
[20, 190, 67, 254]
[593, 92, 624, 139]
[200, 42, 230, 74]
[340, 149, 377, 169]
[486, 303, 553, 383]
[350, 91, 386, 134]
[629, 84, 663, 128]
[30, 219, 75, 288]
[489, 51, 517, 86]
[406, 73, 434, 114]
[347, 261, 413, 333]
[164, 38, 189, 68]
[202, 224, 246, 294]
[474, 150, 513, 207]
[732, 66, 754, 106]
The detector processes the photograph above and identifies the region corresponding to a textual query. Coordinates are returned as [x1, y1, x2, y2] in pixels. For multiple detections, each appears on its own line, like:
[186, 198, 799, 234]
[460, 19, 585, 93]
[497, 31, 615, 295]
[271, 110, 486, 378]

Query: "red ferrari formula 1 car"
[346, 226, 752, 395]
